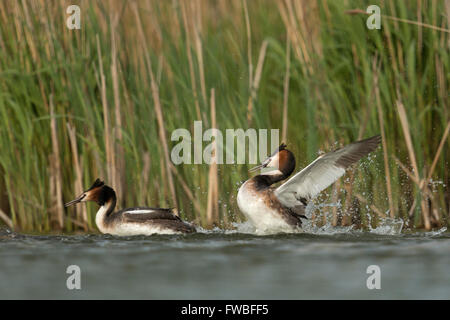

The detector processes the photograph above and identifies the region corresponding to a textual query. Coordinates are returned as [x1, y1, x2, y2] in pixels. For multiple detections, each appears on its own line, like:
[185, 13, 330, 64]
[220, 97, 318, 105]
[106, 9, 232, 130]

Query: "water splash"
[302, 221, 354, 235]
[196, 199, 408, 236]
[423, 227, 447, 237]
[230, 221, 256, 234]
[300, 201, 355, 235]
[369, 217, 404, 235]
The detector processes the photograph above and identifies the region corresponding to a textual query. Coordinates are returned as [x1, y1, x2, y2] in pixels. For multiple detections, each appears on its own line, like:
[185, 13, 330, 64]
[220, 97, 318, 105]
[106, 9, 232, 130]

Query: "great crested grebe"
[237, 135, 381, 234]
[65, 179, 196, 235]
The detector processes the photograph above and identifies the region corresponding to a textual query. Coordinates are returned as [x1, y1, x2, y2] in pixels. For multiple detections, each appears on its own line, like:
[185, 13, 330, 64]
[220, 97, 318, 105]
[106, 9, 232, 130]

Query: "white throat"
[95, 205, 110, 233]
[260, 168, 283, 176]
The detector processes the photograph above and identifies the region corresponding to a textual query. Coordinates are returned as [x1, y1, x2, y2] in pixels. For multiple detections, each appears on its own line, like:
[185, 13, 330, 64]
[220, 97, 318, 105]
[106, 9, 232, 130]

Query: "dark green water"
[0, 226, 449, 299]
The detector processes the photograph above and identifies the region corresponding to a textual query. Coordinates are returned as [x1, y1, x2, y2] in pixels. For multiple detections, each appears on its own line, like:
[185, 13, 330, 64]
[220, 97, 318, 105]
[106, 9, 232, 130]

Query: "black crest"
[278, 143, 287, 151]
[268, 143, 288, 158]
[87, 178, 104, 191]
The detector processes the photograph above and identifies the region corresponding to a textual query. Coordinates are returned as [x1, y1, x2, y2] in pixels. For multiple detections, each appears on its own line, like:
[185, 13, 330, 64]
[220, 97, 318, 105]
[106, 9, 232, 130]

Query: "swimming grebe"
[64, 179, 196, 235]
[237, 135, 381, 234]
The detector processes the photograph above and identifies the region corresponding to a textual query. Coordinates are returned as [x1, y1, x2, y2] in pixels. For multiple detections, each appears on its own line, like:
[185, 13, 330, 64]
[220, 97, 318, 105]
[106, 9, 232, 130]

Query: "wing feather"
[274, 135, 381, 208]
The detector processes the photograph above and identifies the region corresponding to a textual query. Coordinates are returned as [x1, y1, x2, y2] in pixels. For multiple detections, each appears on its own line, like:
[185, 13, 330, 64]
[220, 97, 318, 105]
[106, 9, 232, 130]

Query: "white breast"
[112, 223, 179, 236]
[237, 181, 295, 234]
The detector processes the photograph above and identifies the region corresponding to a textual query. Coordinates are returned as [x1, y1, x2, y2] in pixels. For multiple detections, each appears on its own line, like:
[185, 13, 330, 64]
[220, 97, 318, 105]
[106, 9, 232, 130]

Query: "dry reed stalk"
[66, 123, 88, 230]
[381, 12, 400, 76]
[141, 151, 151, 203]
[96, 35, 115, 187]
[431, 197, 441, 224]
[48, 166, 55, 227]
[253, 40, 269, 94]
[277, 0, 315, 75]
[132, 2, 178, 211]
[331, 180, 340, 226]
[396, 100, 430, 229]
[243, 0, 253, 90]
[355, 194, 387, 219]
[162, 56, 181, 116]
[66, 217, 87, 229]
[18, 1, 50, 112]
[341, 181, 353, 226]
[292, 0, 322, 57]
[181, 0, 202, 120]
[0, 25, 5, 53]
[0, 208, 13, 229]
[389, 2, 405, 74]
[277, 2, 297, 59]
[446, 0, 450, 28]
[143, 0, 163, 50]
[206, 88, 219, 226]
[423, 122, 450, 186]
[417, 0, 423, 60]
[246, 40, 268, 125]
[39, 2, 54, 60]
[446, 1, 450, 48]
[11, 2, 23, 51]
[398, 122, 450, 219]
[396, 159, 439, 221]
[435, 55, 447, 120]
[374, 69, 395, 218]
[351, 44, 363, 96]
[408, 198, 418, 218]
[191, 0, 207, 109]
[110, 14, 125, 207]
[0, 2, 9, 41]
[20, 0, 39, 65]
[193, 0, 204, 35]
[321, 0, 332, 28]
[169, 163, 203, 215]
[159, 155, 170, 202]
[91, 141, 105, 181]
[49, 95, 64, 230]
[421, 167, 437, 225]
[285, 0, 310, 65]
[393, 157, 423, 188]
[281, 36, 291, 143]
[394, 161, 427, 220]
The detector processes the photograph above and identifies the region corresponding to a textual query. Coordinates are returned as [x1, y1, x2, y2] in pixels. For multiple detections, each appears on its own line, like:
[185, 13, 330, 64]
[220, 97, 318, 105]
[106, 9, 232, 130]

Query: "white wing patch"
[123, 209, 156, 214]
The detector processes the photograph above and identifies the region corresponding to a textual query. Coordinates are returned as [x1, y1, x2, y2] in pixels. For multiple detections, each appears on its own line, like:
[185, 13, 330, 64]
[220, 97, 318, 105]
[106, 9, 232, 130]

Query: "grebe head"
[249, 143, 295, 178]
[64, 178, 116, 207]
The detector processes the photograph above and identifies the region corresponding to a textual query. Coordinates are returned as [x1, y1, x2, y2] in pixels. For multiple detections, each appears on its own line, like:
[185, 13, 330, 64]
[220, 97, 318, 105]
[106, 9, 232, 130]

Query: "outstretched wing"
[274, 135, 381, 208]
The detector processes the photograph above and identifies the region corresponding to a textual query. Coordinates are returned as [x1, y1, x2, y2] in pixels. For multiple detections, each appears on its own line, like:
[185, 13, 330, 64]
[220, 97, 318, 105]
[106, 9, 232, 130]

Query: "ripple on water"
[1, 226, 450, 299]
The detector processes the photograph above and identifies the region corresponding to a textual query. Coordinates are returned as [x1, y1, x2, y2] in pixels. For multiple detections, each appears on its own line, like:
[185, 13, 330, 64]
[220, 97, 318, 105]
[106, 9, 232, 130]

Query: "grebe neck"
[95, 191, 117, 233]
[253, 171, 288, 188]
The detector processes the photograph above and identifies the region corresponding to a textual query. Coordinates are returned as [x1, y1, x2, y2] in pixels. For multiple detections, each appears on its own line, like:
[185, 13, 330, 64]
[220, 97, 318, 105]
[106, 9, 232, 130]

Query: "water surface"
[1, 226, 449, 299]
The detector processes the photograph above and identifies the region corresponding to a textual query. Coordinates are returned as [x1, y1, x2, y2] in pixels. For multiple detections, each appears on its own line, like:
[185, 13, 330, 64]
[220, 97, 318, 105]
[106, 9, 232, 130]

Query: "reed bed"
[0, 0, 448, 232]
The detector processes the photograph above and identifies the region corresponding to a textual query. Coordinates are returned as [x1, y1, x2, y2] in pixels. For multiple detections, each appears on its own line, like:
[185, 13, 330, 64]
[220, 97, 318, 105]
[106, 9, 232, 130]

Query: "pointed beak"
[249, 164, 264, 173]
[249, 156, 273, 173]
[64, 194, 86, 207]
